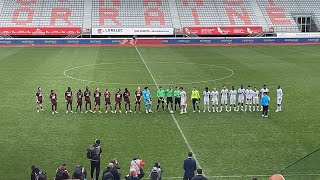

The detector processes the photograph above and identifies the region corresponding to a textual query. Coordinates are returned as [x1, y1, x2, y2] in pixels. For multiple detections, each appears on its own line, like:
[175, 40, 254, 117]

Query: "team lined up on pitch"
[35, 85, 283, 116]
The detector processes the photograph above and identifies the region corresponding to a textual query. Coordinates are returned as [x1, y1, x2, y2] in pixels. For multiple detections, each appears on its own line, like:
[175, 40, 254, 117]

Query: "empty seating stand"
[91, 0, 173, 28]
[0, 0, 84, 27]
[0, 0, 319, 32]
[256, 0, 300, 32]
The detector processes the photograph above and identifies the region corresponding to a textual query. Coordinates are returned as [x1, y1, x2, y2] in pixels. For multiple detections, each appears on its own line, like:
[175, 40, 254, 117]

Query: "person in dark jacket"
[125, 169, 139, 180]
[90, 139, 103, 180]
[31, 165, 46, 180]
[102, 163, 115, 180]
[110, 160, 121, 180]
[183, 152, 197, 180]
[191, 169, 207, 180]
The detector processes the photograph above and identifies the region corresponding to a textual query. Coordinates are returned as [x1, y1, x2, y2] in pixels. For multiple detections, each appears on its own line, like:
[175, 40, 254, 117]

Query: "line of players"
[35, 85, 283, 115]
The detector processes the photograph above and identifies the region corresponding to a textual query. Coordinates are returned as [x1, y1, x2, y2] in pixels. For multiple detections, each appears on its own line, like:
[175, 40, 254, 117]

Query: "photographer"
[149, 162, 163, 180]
[110, 159, 121, 180]
[130, 158, 145, 179]
[31, 165, 46, 180]
[72, 164, 87, 180]
[87, 139, 102, 180]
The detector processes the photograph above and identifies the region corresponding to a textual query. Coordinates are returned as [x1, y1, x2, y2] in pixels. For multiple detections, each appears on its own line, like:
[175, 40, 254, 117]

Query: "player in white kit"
[245, 85, 253, 112]
[260, 85, 269, 111]
[220, 86, 229, 112]
[229, 86, 237, 111]
[203, 87, 211, 112]
[180, 87, 187, 114]
[211, 88, 219, 112]
[252, 87, 260, 111]
[237, 85, 245, 111]
[276, 85, 283, 112]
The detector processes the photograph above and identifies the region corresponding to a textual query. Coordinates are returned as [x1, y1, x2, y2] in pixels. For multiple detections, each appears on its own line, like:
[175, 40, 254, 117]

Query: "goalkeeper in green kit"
[156, 86, 165, 112]
[165, 86, 174, 111]
[173, 86, 181, 112]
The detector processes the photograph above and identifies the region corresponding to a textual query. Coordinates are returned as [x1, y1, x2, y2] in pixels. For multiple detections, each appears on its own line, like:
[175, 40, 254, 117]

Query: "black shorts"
[175, 97, 181, 104]
[167, 97, 173, 104]
[158, 97, 164, 103]
[192, 98, 199, 105]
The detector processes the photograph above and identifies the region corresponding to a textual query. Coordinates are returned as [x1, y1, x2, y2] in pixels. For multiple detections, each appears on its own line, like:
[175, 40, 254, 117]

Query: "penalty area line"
[134, 46, 204, 174]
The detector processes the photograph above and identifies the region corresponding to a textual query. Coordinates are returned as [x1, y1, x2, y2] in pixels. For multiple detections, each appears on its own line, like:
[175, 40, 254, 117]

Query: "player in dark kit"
[134, 87, 142, 113]
[35, 87, 44, 112]
[76, 89, 83, 113]
[65, 87, 73, 113]
[93, 87, 102, 113]
[123, 88, 132, 113]
[104, 88, 113, 113]
[49, 90, 58, 114]
[114, 88, 122, 113]
[84, 86, 92, 113]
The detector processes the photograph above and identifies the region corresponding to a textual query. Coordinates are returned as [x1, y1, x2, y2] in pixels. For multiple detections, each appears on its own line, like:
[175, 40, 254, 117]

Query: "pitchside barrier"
[0, 37, 320, 46]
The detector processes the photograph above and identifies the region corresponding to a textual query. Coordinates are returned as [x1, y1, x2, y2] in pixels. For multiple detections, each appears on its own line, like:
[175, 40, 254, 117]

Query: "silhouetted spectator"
[149, 162, 163, 180]
[183, 152, 196, 180]
[31, 165, 46, 180]
[191, 169, 207, 180]
[55, 164, 70, 180]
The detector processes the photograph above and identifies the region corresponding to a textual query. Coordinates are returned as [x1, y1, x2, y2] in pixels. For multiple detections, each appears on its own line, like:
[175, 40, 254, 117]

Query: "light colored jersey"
[238, 88, 245, 98]
[252, 90, 259, 99]
[221, 89, 228, 98]
[230, 89, 237, 99]
[277, 88, 283, 99]
[211, 91, 219, 101]
[245, 89, 253, 99]
[203, 91, 210, 100]
[260, 88, 269, 95]
[180, 91, 186, 102]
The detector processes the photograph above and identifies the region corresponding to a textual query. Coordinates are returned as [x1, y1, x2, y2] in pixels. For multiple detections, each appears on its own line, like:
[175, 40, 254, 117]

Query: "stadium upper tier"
[0, 0, 319, 32]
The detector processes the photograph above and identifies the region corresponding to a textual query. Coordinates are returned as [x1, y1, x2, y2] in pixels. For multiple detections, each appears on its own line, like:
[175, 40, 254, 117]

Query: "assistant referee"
[191, 87, 201, 113]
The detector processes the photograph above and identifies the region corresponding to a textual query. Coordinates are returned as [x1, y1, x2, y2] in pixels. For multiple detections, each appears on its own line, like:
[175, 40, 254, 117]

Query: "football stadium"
[0, 0, 320, 180]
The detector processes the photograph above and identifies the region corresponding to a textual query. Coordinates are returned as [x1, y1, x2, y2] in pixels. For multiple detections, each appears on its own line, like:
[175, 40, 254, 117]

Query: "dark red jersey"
[135, 90, 142, 101]
[115, 92, 122, 103]
[50, 93, 57, 104]
[65, 91, 72, 101]
[123, 91, 130, 103]
[94, 91, 101, 101]
[84, 90, 91, 102]
[36, 90, 43, 102]
[104, 91, 111, 101]
[77, 92, 83, 103]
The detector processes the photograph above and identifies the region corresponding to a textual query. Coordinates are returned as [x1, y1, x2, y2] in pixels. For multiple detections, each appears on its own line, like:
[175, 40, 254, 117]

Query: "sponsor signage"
[92, 28, 174, 35]
[277, 32, 320, 38]
[0, 27, 81, 35]
[183, 26, 263, 35]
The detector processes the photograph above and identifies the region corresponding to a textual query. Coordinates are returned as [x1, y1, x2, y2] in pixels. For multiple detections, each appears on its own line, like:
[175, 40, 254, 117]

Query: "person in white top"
[180, 87, 187, 114]
[252, 87, 260, 111]
[220, 86, 229, 112]
[260, 85, 269, 111]
[276, 85, 283, 112]
[203, 87, 211, 112]
[237, 85, 245, 111]
[211, 88, 219, 112]
[245, 85, 253, 112]
[229, 86, 237, 111]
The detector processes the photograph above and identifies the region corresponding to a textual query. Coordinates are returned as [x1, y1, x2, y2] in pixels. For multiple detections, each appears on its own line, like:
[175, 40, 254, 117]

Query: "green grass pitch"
[0, 45, 319, 180]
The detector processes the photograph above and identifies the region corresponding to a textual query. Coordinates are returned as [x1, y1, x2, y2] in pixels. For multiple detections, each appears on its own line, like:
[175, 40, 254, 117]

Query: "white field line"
[164, 173, 320, 179]
[134, 46, 204, 173]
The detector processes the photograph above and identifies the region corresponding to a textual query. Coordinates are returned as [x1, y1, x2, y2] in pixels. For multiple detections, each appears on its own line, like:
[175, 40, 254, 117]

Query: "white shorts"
[221, 97, 228, 104]
[230, 97, 236, 105]
[277, 98, 282, 105]
[253, 97, 259, 104]
[204, 99, 210, 105]
[238, 96, 244, 103]
[181, 100, 187, 106]
[246, 98, 252, 105]
[212, 99, 218, 105]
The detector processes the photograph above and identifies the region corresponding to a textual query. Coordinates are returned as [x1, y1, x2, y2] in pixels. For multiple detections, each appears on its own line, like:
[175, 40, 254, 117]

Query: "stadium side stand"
[256, 0, 300, 32]
[91, 0, 173, 28]
[0, 0, 84, 27]
[296, 0, 320, 27]
[176, 0, 259, 27]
